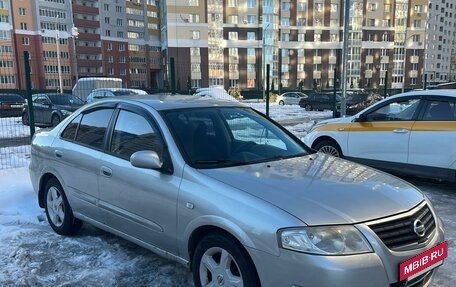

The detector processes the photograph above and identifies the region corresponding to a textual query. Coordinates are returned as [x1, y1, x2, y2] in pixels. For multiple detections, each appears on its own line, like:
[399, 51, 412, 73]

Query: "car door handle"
[54, 150, 62, 158]
[393, 129, 409, 134]
[100, 166, 112, 177]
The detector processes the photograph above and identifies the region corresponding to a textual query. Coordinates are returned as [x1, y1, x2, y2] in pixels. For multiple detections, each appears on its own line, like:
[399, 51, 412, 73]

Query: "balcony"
[409, 70, 418, 77]
[313, 56, 322, 64]
[72, 4, 98, 15]
[76, 46, 102, 54]
[78, 59, 102, 67]
[73, 18, 100, 28]
[313, 71, 321, 79]
[365, 55, 374, 63]
[329, 56, 337, 64]
[410, 56, 419, 64]
[77, 32, 100, 41]
[365, 70, 373, 78]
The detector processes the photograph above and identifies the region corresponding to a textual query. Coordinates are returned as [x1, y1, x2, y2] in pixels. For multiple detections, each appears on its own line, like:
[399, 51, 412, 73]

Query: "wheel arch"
[312, 136, 343, 154]
[187, 225, 257, 273]
[38, 172, 58, 208]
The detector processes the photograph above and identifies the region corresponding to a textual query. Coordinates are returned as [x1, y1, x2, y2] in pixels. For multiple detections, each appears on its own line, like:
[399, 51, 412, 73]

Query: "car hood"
[199, 153, 424, 225]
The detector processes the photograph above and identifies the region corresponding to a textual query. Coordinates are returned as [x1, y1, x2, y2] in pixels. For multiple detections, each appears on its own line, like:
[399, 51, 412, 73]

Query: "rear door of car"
[98, 105, 180, 253]
[55, 107, 115, 221]
[347, 96, 421, 163]
[408, 96, 456, 169]
[32, 95, 50, 124]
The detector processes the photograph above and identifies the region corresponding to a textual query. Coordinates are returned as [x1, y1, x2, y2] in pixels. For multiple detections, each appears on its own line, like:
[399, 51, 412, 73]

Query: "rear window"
[0, 94, 25, 102]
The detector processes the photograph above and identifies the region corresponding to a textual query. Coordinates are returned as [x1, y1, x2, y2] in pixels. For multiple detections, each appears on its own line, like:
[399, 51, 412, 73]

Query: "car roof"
[89, 94, 245, 111]
[386, 89, 456, 100]
[90, 88, 136, 92]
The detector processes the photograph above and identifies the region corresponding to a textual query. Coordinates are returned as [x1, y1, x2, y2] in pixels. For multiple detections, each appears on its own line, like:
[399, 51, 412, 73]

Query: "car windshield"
[164, 107, 309, 168]
[48, 94, 84, 105]
[113, 90, 136, 96]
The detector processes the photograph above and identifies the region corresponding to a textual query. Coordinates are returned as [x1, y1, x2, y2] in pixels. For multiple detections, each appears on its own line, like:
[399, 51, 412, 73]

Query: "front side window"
[110, 110, 164, 160]
[365, 99, 420, 121]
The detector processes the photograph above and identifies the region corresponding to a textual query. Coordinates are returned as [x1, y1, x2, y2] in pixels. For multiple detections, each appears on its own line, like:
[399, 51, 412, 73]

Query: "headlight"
[60, 110, 72, 116]
[279, 226, 373, 255]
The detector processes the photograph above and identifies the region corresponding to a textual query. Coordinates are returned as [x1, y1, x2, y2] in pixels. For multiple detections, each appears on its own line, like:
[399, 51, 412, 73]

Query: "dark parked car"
[0, 93, 26, 117]
[344, 92, 383, 115]
[299, 92, 341, 111]
[22, 93, 85, 127]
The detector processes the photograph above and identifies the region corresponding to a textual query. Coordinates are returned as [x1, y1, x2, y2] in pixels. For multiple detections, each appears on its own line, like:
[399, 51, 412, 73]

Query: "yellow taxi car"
[303, 90, 456, 182]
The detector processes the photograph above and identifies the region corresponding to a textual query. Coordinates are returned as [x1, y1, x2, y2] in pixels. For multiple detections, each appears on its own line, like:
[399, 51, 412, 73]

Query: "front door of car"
[98, 108, 180, 254]
[347, 98, 421, 163]
[408, 99, 456, 169]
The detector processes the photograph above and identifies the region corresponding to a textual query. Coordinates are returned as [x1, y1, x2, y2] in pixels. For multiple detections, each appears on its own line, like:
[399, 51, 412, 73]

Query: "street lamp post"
[262, 23, 271, 102]
[55, 16, 63, 93]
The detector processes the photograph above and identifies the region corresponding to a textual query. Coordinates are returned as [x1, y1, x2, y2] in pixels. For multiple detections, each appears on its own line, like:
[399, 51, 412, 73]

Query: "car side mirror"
[355, 114, 367, 122]
[130, 150, 163, 169]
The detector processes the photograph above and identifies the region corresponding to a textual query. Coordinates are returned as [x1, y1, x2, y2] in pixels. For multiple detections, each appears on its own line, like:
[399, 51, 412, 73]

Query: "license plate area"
[399, 241, 447, 281]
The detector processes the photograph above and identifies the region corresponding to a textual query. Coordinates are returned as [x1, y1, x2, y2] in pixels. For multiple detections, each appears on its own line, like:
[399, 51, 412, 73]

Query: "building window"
[282, 33, 289, 42]
[22, 37, 29, 45]
[247, 32, 255, 40]
[20, 23, 27, 30]
[314, 33, 321, 42]
[189, 0, 199, 6]
[19, 7, 26, 15]
[189, 14, 200, 23]
[107, 43, 112, 50]
[298, 33, 305, 41]
[413, 20, 422, 28]
[297, 1, 307, 12]
[367, 3, 377, 11]
[281, 17, 289, 26]
[368, 19, 375, 26]
[331, 4, 338, 12]
[190, 47, 200, 56]
[297, 18, 306, 26]
[229, 32, 238, 40]
[247, 0, 256, 8]
[192, 30, 200, 39]
[282, 2, 290, 11]
[384, 4, 391, 12]
[247, 15, 256, 24]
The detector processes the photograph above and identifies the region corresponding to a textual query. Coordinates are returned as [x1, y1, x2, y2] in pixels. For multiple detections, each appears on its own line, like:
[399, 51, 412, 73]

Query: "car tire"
[192, 233, 260, 287]
[51, 114, 61, 127]
[22, 113, 29, 125]
[44, 178, 82, 235]
[314, 140, 343, 157]
[304, 103, 313, 111]
[279, 100, 284, 106]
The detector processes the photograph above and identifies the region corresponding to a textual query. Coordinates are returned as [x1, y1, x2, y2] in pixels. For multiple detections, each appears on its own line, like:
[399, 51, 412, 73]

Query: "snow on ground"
[0, 103, 454, 286]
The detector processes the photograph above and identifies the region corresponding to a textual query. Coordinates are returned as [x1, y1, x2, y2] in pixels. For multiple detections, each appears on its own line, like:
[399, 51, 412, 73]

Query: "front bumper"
[247, 203, 445, 287]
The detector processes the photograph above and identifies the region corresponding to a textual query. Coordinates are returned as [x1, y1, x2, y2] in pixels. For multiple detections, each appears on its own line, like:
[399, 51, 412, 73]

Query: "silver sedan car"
[30, 95, 446, 287]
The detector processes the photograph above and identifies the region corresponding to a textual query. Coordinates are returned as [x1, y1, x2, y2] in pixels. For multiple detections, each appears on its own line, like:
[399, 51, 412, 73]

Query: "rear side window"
[422, 100, 455, 121]
[74, 109, 114, 149]
[61, 114, 82, 140]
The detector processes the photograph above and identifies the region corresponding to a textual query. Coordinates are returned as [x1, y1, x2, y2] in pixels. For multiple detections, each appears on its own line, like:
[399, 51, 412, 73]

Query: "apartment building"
[425, 0, 456, 86]
[1, 0, 455, 93]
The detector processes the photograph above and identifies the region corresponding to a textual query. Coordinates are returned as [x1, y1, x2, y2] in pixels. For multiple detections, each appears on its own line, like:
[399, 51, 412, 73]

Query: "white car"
[276, 92, 308, 105]
[303, 89, 456, 182]
[86, 88, 148, 103]
[193, 87, 238, 101]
